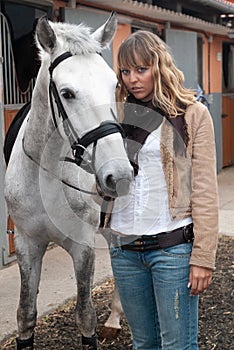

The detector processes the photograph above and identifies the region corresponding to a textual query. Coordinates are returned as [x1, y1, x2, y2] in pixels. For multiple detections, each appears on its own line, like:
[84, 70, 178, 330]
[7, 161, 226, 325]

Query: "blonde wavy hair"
[116, 30, 196, 118]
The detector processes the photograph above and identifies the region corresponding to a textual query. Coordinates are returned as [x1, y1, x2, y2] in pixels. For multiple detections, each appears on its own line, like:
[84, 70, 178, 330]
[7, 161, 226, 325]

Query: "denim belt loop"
[111, 233, 122, 248]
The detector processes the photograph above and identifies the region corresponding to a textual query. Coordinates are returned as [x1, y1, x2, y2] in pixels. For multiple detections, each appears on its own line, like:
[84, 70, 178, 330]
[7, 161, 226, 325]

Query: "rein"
[22, 51, 125, 195]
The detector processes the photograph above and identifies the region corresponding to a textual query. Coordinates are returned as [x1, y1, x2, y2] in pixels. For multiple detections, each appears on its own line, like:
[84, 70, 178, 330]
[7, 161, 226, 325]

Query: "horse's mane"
[38, 21, 102, 57]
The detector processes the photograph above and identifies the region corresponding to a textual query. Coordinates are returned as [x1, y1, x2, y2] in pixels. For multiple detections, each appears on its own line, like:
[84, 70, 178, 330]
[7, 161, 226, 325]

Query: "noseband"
[49, 51, 125, 174]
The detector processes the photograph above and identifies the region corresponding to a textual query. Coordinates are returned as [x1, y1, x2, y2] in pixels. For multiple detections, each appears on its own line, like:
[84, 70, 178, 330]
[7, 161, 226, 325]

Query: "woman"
[99, 30, 219, 350]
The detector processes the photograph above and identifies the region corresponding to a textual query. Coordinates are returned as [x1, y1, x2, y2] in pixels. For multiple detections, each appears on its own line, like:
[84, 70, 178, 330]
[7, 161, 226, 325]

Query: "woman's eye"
[137, 67, 147, 73]
[120, 69, 129, 75]
[61, 89, 75, 100]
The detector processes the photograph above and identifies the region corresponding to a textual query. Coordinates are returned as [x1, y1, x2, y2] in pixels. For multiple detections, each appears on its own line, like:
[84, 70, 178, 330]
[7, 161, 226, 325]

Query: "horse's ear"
[36, 16, 57, 53]
[91, 11, 117, 48]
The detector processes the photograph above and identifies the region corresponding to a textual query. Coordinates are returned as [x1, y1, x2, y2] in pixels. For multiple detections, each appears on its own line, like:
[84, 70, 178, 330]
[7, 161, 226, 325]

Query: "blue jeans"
[110, 241, 199, 350]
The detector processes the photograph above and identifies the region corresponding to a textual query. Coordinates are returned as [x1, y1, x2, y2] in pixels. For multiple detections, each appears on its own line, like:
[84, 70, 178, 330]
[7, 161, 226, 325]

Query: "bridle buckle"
[72, 143, 92, 167]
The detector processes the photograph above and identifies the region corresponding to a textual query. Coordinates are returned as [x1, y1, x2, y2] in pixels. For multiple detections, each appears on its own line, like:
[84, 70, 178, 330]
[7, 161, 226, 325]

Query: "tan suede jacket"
[95, 102, 219, 270]
[161, 102, 219, 270]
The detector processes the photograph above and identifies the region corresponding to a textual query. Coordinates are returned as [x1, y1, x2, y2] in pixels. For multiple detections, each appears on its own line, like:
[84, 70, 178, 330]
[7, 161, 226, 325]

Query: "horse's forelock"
[50, 22, 101, 55]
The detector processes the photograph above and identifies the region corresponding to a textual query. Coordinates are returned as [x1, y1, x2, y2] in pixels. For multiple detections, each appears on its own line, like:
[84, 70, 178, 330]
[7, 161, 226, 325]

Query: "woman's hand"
[188, 265, 213, 296]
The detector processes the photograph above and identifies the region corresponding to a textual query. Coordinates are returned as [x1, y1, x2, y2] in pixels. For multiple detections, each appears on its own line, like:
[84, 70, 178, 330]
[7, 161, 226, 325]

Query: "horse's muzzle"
[105, 175, 132, 197]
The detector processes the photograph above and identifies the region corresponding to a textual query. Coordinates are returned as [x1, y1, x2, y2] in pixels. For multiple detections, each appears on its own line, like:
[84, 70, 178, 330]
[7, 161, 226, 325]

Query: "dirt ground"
[1, 235, 233, 350]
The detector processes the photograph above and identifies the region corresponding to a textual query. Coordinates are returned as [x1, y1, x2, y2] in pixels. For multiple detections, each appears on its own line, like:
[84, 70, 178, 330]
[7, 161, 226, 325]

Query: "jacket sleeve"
[189, 104, 219, 270]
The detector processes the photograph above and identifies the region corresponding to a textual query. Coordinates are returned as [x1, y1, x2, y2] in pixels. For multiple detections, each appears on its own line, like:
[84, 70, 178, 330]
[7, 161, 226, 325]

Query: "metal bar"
[0, 12, 35, 106]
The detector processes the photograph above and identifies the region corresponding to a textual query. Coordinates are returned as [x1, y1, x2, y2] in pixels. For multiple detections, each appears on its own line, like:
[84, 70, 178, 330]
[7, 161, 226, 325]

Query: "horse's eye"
[61, 89, 75, 100]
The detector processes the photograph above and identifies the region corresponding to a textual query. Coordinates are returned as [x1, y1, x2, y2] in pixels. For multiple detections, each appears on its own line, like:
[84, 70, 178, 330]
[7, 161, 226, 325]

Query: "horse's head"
[35, 13, 133, 197]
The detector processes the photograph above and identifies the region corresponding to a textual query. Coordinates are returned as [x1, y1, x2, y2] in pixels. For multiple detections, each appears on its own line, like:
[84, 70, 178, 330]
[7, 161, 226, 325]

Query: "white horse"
[4, 13, 133, 350]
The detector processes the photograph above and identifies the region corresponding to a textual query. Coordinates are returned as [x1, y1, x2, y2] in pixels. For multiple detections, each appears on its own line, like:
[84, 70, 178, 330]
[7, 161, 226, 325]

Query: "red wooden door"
[4, 108, 19, 255]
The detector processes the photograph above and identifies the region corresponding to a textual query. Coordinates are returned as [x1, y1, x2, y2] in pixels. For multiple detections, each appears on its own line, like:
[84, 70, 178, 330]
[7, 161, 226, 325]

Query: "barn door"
[164, 28, 197, 89]
[222, 96, 234, 167]
[1, 2, 52, 266]
[0, 8, 39, 257]
[4, 108, 20, 255]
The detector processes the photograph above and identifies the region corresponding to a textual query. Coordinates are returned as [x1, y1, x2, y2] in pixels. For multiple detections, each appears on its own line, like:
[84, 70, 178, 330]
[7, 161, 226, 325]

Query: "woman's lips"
[131, 87, 142, 93]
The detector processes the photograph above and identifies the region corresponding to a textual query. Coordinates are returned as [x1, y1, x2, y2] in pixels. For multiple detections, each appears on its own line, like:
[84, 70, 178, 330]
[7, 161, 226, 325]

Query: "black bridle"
[22, 51, 125, 195]
[48, 51, 125, 174]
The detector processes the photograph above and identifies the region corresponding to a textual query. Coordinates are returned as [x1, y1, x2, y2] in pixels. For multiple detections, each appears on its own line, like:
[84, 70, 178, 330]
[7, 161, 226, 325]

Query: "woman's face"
[120, 61, 154, 102]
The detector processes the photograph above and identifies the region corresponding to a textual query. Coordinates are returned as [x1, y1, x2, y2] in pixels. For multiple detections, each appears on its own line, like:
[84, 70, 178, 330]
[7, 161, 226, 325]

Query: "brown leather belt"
[110, 224, 194, 252]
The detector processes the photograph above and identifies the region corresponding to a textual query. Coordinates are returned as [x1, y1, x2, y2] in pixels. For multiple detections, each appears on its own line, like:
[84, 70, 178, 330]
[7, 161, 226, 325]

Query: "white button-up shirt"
[110, 125, 192, 236]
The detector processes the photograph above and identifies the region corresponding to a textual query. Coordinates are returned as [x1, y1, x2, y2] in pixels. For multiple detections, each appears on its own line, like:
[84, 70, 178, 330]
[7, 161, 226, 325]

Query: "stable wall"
[112, 23, 131, 72]
[202, 35, 223, 172]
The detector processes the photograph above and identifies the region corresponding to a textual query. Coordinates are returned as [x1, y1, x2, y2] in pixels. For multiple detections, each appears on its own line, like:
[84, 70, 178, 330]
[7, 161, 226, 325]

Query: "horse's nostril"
[106, 175, 116, 190]
[105, 176, 130, 196]
[116, 178, 131, 196]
